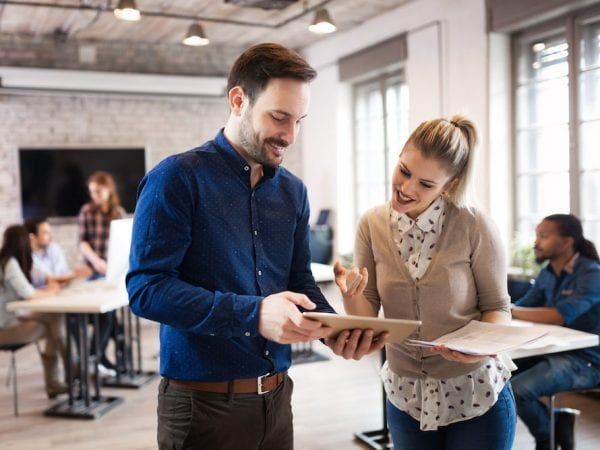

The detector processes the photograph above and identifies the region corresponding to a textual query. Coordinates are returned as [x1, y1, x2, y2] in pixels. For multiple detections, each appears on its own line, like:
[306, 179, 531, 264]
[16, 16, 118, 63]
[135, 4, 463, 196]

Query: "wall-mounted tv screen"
[19, 148, 146, 219]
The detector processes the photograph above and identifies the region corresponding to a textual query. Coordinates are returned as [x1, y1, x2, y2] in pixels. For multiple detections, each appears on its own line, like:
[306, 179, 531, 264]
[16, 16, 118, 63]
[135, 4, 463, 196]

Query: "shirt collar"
[392, 196, 445, 234]
[564, 253, 579, 274]
[213, 129, 277, 181]
[543, 252, 579, 276]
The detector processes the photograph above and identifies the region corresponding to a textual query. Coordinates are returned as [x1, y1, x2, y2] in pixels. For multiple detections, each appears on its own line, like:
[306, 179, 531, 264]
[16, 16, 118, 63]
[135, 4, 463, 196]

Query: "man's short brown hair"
[227, 43, 317, 104]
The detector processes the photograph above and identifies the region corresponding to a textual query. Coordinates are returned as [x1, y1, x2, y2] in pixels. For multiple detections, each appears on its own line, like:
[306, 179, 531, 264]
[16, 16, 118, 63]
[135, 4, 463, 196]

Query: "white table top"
[311, 262, 335, 283]
[507, 319, 599, 359]
[6, 279, 129, 314]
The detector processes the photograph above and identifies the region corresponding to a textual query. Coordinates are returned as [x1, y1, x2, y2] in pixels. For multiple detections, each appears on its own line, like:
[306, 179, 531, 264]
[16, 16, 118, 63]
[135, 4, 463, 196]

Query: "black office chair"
[1, 342, 31, 416]
[309, 225, 333, 264]
[507, 276, 534, 302]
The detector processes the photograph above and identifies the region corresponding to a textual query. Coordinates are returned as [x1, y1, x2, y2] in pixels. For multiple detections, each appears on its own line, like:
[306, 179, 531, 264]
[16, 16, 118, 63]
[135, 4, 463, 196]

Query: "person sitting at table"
[25, 217, 91, 288]
[511, 214, 600, 450]
[0, 224, 67, 398]
[78, 171, 126, 377]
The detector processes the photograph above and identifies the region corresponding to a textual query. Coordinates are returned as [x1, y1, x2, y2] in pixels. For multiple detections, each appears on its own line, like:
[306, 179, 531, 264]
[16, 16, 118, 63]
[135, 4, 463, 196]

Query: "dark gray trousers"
[157, 376, 294, 450]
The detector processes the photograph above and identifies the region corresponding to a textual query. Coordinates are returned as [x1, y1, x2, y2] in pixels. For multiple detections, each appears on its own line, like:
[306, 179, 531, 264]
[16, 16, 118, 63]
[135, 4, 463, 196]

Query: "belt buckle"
[257, 372, 271, 395]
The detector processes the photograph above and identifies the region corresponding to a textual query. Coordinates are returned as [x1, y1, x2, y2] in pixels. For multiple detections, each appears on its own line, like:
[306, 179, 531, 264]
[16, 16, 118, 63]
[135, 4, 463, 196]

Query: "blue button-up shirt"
[126, 130, 335, 381]
[515, 254, 600, 365]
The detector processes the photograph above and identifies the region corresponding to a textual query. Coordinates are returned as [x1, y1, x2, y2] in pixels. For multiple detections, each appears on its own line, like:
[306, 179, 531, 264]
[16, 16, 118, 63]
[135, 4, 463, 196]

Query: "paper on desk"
[406, 320, 549, 356]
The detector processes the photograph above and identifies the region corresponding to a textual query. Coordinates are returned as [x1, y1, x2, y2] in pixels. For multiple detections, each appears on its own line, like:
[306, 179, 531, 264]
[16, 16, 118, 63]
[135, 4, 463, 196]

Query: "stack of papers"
[406, 320, 549, 356]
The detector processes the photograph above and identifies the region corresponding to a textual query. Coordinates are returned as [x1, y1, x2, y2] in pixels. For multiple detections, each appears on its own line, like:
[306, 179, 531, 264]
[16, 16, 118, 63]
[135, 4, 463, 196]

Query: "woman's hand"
[333, 261, 368, 298]
[325, 329, 388, 360]
[431, 345, 495, 364]
[92, 258, 107, 275]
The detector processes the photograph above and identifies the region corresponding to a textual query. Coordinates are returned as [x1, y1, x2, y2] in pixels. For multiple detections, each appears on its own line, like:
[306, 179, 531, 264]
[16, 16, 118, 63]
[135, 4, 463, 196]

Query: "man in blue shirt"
[511, 214, 600, 450]
[126, 43, 386, 450]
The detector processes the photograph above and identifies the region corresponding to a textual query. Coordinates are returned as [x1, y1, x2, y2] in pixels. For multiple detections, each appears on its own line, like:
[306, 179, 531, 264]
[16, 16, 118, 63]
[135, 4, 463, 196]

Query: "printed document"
[406, 320, 548, 355]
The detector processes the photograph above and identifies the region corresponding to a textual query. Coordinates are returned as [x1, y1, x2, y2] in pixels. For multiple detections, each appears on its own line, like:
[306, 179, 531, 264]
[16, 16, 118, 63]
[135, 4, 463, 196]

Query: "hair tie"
[450, 121, 459, 127]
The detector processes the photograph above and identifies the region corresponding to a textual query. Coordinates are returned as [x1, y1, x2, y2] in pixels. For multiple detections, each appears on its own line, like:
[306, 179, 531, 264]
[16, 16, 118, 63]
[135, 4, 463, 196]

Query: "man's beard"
[238, 109, 287, 168]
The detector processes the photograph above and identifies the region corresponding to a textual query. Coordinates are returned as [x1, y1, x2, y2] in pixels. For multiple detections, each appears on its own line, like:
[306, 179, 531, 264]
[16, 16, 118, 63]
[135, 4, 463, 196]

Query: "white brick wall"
[0, 90, 303, 264]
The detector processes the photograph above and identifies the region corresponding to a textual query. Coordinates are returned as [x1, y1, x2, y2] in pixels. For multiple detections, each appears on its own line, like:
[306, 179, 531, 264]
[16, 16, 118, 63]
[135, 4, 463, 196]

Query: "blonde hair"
[404, 114, 477, 206]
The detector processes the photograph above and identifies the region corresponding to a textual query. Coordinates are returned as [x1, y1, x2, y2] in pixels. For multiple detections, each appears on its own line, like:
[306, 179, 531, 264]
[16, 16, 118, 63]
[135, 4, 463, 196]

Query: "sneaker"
[96, 363, 117, 378]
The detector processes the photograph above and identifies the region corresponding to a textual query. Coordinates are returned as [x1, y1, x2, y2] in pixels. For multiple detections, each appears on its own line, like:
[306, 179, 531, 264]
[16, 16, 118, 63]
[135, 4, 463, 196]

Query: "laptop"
[105, 217, 134, 284]
[63, 218, 133, 294]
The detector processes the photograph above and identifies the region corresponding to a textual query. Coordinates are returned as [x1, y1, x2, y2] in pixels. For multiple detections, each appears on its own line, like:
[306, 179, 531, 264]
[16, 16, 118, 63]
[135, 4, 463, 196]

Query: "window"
[353, 72, 409, 220]
[513, 8, 600, 244]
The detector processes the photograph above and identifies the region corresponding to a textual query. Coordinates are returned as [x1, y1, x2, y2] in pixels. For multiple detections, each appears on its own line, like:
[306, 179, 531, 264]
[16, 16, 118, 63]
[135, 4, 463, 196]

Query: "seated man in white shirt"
[25, 218, 90, 288]
[24, 218, 116, 376]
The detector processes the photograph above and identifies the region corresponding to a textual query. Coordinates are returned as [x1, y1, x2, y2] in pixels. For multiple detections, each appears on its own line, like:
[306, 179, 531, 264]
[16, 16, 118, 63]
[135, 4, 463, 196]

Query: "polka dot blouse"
[386, 196, 514, 430]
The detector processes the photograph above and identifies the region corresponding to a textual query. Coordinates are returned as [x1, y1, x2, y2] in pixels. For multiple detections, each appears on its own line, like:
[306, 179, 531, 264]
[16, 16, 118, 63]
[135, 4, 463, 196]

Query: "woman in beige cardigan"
[334, 116, 516, 450]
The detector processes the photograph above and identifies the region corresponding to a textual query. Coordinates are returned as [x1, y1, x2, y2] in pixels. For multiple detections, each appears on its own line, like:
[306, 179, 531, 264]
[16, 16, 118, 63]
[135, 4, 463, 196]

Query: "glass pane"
[517, 32, 568, 85]
[580, 170, 600, 217]
[580, 17, 600, 70]
[357, 182, 386, 216]
[356, 152, 385, 185]
[580, 121, 600, 169]
[517, 218, 540, 243]
[582, 220, 600, 248]
[579, 68, 600, 120]
[516, 77, 569, 128]
[516, 173, 569, 219]
[516, 127, 569, 173]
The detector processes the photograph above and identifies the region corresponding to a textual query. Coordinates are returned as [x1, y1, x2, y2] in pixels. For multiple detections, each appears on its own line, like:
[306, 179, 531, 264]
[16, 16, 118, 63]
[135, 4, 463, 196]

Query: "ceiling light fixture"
[114, 0, 141, 22]
[308, 7, 336, 34]
[182, 23, 210, 46]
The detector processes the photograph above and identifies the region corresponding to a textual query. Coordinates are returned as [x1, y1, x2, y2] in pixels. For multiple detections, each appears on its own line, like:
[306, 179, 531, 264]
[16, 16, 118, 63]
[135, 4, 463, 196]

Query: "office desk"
[507, 320, 599, 359]
[7, 284, 129, 419]
[291, 264, 335, 364]
[355, 320, 599, 450]
[311, 262, 335, 284]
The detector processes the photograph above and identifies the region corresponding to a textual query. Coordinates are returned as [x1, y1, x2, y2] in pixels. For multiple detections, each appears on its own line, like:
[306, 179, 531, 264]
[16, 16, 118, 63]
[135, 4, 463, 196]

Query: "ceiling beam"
[0, 0, 333, 29]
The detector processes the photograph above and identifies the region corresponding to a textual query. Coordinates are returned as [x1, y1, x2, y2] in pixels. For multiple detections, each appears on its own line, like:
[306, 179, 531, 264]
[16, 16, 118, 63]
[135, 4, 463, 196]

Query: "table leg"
[43, 312, 124, 419]
[354, 348, 392, 449]
[102, 307, 157, 389]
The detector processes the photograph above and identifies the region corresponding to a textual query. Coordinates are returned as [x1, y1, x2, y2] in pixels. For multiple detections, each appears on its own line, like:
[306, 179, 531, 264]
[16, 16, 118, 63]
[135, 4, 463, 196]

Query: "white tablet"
[303, 312, 421, 344]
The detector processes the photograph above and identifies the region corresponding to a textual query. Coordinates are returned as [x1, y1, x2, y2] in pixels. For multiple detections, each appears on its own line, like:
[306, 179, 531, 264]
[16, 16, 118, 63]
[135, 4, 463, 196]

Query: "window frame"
[351, 69, 407, 224]
[511, 4, 600, 241]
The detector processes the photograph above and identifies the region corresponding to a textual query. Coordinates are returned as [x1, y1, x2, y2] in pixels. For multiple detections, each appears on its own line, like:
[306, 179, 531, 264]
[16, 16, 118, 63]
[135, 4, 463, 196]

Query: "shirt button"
[254, 230, 258, 235]
[244, 332, 251, 337]
[264, 350, 270, 356]
[258, 270, 262, 276]
[244, 166, 250, 171]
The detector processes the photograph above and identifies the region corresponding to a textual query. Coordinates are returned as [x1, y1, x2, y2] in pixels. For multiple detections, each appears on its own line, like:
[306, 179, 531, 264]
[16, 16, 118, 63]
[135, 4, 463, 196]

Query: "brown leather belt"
[167, 371, 286, 395]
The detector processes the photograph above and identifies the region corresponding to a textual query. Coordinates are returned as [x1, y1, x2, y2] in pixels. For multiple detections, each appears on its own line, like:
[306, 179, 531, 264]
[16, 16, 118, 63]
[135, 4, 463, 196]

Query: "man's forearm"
[511, 305, 564, 325]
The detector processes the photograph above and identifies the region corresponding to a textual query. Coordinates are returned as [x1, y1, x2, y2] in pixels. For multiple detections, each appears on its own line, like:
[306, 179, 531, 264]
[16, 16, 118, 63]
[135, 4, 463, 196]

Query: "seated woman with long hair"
[0, 224, 67, 398]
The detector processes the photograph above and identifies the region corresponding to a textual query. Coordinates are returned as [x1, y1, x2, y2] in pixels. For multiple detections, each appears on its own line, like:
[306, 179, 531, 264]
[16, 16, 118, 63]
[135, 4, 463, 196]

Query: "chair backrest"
[309, 225, 333, 264]
[0, 342, 29, 353]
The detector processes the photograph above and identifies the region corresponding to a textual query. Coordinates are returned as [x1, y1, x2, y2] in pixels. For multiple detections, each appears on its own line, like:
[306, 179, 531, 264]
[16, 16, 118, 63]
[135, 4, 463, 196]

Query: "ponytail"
[578, 238, 599, 262]
[544, 213, 599, 262]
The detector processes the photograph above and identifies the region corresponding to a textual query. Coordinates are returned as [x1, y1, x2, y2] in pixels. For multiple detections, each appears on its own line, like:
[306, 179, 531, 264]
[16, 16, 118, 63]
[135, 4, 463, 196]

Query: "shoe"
[46, 381, 68, 399]
[89, 362, 117, 378]
[555, 408, 580, 450]
[97, 363, 117, 378]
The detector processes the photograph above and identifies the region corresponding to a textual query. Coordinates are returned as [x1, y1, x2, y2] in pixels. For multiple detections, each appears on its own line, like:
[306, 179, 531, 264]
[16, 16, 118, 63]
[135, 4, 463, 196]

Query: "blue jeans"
[387, 383, 516, 450]
[511, 353, 600, 444]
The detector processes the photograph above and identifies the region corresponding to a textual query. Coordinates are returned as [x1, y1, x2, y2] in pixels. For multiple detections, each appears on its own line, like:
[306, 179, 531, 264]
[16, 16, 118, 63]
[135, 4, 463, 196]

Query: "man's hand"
[259, 291, 332, 344]
[325, 329, 388, 360]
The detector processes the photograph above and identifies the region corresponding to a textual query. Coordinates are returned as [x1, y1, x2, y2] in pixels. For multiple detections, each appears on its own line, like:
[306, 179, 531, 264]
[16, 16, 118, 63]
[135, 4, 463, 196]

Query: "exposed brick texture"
[0, 33, 242, 76]
[0, 90, 303, 265]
